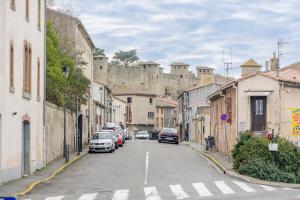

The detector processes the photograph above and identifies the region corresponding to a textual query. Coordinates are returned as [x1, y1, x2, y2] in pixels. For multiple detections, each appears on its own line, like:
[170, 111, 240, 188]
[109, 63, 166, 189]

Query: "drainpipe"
[279, 82, 284, 136]
[233, 83, 238, 139]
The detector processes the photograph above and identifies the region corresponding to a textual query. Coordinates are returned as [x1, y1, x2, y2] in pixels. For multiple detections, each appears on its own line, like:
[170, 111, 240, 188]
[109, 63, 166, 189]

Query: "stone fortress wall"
[107, 61, 227, 99]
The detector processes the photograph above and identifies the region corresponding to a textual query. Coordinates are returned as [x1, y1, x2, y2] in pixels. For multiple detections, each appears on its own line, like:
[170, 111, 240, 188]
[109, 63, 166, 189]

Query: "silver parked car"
[135, 131, 150, 140]
[89, 132, 115, 153]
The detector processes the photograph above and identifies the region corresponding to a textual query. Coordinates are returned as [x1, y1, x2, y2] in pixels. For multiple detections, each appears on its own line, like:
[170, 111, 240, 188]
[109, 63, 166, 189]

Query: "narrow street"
[22, 140, 299, 200]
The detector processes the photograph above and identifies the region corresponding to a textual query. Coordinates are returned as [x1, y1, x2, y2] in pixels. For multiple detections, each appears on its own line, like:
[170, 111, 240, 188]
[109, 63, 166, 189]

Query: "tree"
[46, 21, 90, 111]
[113, 49, 139, 66]
[93, 48, 106, 56]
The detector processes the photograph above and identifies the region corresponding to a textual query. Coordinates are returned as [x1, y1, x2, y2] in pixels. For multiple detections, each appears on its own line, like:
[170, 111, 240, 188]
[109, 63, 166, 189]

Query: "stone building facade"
[47, 8, 95, 145]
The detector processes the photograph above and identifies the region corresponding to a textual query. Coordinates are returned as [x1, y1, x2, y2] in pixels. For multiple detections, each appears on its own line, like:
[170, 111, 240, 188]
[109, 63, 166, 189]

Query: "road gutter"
[188, 143, 300, 189]
[11, 151, 88, 197]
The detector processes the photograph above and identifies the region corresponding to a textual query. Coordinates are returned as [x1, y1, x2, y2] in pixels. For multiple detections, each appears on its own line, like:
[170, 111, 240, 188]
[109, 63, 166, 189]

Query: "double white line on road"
[144, 151, 149, 185]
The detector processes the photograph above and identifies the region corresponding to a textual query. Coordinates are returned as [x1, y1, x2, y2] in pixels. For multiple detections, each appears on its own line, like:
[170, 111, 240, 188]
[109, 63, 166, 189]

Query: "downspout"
[233, 83, 238, 139]
[279, 82, 284, 136]
[43, 0, 47, 167]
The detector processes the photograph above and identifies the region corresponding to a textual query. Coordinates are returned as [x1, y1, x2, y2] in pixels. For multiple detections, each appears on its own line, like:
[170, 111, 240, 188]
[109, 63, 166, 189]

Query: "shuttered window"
[23, 40, 32, 98]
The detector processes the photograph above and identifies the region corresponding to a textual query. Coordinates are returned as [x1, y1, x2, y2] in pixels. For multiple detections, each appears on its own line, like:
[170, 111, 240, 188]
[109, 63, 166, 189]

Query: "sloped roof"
[185, 83, 220, 92]
[111, 84, 156, 96]
[240, 58, 262, 67]
[156, 97, 178, 107]
[208, 61, 300, 100]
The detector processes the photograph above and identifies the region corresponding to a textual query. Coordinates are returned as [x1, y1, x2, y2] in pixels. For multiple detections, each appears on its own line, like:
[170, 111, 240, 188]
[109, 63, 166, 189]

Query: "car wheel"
[175, 141, 179, 144]
[158, 140, 161, 143]
[110, 149, 113, 153]
[115, 143, 119, 149]
[120, 144, 123, 147]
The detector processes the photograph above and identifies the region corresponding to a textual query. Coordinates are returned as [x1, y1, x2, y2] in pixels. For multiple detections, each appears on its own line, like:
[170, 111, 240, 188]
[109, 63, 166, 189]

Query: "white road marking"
[112, 189, 129, 200]
[233, 181, 256, 192]
[78, 193, 98, 200]
[169, 184, 190, 199]
[260, 185, 276, 191]
[192, 182, 213, 197]
[214, 181, 235, 194]
[45, 196, 65, 200]
[144, 151, 149, 185]
[144, 186, 162, 200]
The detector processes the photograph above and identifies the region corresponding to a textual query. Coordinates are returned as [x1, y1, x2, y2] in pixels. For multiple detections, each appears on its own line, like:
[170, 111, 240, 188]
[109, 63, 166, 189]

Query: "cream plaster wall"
[0, 0, 45, 183]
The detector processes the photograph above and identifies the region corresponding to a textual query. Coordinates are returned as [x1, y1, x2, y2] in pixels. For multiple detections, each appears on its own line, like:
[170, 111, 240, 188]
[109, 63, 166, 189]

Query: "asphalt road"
[22, 140, 300, 200]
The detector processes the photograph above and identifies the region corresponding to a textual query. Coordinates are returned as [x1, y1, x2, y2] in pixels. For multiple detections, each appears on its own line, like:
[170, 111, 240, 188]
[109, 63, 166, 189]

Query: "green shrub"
[232, 133, 300, 183]
[232, 133, 272, 170]
[238, 158, 296, 183]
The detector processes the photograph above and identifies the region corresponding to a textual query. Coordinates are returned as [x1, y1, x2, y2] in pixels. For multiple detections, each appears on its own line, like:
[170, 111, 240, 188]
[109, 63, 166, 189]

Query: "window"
[23, 40, 32, 98]
[161, 118, 163, 127]
[100, 66, 103, 69]
[37, 57, 41, 99]
[148, 112, 154, 119]
[9, 41, 15, 92]
[10, 0, 16, 10]
[180, 75, 183, 78]
[127, 97, 132, 104]
[161, 108, 163, 114]
[38, 0, 41, 30]
[255, 99, 264, 115]
[25, 0, 29, 21]
[149, 98, 153, 104]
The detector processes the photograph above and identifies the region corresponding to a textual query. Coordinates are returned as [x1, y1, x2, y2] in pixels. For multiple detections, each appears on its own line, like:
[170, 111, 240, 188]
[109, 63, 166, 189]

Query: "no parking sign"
[220, 114, 228, 122]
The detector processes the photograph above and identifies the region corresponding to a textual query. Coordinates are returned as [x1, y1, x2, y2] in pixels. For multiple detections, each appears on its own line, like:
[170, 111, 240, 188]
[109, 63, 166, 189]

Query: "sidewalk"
[187, 141, 233, 171]
[187, 141, 300, 189]
[0, 148, 89, 197]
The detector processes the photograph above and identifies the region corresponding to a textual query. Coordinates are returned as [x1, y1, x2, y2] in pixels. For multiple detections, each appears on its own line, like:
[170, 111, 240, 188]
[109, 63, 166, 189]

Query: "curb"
[188, 143, 300, 189]
[11, 152, 88, 197]
[189, 144, 226, 174]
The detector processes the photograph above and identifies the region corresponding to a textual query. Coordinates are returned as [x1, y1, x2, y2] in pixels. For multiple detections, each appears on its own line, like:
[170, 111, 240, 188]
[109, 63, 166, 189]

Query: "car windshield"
[93, 132, 111, 139]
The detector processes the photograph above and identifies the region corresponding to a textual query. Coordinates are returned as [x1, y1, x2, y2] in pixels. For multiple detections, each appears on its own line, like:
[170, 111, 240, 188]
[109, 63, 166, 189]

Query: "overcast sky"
[55, 0, 300, 76]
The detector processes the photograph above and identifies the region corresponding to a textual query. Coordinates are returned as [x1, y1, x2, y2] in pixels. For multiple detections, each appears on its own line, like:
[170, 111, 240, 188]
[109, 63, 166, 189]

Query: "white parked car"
[89, 132, 115, 153]
[135, 131, 150, 140]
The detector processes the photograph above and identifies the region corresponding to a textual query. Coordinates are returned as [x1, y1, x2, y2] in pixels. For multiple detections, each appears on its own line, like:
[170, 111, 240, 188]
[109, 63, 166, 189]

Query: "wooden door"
[251, 96, 267, 131]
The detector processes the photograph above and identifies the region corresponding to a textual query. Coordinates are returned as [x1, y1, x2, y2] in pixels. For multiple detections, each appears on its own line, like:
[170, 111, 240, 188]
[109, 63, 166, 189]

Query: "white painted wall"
[0, 0, 45, 183]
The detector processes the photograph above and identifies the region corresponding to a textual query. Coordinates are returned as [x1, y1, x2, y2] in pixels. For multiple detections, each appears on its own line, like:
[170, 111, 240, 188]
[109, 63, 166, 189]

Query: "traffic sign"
[220, 114, 228, 121]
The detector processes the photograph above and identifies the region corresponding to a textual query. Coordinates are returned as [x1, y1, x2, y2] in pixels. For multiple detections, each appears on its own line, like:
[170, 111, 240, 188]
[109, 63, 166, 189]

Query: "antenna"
[277, 38, 289, 67]
[223, 48, 238, 82]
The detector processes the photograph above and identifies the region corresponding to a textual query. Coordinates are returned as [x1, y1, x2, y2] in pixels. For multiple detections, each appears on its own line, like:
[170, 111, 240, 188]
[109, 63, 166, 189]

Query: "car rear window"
[162, 128, 177, 134]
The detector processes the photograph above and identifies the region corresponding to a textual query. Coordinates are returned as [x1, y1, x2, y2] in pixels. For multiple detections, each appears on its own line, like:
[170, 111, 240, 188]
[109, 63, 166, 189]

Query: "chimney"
[265, 61, 270, 71]
[270, 52, 279, 71]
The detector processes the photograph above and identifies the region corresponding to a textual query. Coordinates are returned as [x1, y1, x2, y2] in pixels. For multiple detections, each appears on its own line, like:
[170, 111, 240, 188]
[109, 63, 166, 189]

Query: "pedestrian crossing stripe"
[23, 181, 280, 200]
[169, 184, 190, 199]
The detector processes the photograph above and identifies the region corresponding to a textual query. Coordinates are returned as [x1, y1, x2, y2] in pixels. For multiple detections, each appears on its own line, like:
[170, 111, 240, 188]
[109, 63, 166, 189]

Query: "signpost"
[220, 114, 229, 156]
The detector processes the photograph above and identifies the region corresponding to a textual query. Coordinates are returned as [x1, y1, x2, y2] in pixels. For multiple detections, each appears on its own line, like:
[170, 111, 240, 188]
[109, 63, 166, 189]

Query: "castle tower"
[240, 58, 261, 76]
[170, 62, 190, 90]
[196, 66, 214, 85]
[93, 55, 108, 84]
[139, 61, 161, 94]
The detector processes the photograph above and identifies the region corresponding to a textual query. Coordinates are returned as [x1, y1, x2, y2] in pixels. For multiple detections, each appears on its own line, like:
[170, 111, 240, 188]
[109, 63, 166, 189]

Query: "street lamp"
[62, 64, 70, 162]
